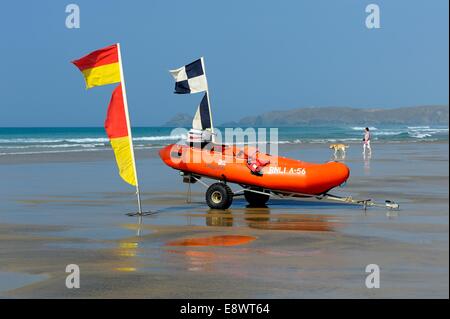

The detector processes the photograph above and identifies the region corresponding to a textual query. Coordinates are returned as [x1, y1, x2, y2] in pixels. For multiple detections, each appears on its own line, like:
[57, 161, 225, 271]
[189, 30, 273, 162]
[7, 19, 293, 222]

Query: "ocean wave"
[272, 138, 363, 144]
[0, 149, 104, 156]
[0, 145, 165, 156]
[349, 126, 448, 138]
[407, 126, 431, 129]
[351, 126, 378, 131]
[0, 134, 184, 145]
[297, 138, 363, 144]
[407, 126, 448, 138]
[408, 132, 432, 139]
[134, 135, 185, 141]
[372, 131, 404, 136]
[408, 128, 448, 133]
[0, 138, 68, 144]
[64, 138, 109, 143]
[0, 143, 105, 149]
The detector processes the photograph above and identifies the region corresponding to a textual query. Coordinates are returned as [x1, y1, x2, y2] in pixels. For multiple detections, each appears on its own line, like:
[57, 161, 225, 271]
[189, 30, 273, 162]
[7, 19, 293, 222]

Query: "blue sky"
[0, 0, 448, 126]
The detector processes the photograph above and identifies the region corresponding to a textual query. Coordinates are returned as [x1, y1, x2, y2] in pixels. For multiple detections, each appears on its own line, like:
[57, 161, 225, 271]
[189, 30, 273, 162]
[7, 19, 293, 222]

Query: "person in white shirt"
[363, 127, 372, 155]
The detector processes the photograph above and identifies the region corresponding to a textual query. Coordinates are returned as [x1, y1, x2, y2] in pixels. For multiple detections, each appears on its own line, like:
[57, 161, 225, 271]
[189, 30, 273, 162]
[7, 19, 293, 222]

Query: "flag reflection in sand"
[115, 241, 140, 272]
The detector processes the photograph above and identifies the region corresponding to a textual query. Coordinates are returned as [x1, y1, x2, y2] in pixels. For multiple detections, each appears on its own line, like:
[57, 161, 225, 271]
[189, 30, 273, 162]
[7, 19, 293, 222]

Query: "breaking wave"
[351, 126, 379, 131]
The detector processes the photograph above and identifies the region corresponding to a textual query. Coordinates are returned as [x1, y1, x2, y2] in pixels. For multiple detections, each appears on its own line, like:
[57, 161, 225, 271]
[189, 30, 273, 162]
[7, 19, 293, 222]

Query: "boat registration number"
[268, 167, 306, 175]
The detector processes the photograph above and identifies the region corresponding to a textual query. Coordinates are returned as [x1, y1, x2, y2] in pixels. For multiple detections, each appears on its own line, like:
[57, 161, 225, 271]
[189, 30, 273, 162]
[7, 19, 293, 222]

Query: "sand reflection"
[205, 208, 338, 232]
[167, 250, 217, 272]
[364, 152, 371, 175]
[247, 214, 336, 231]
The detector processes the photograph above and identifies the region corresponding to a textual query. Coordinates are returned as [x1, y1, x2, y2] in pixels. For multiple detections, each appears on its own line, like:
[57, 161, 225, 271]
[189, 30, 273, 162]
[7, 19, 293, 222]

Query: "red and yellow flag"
[72, 44, 121, 89]
[72, 44, 137, 187]
[104, 84, 136, 186]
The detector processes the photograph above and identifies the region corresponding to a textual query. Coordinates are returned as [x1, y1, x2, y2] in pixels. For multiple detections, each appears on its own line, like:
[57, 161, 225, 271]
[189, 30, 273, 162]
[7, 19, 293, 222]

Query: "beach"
[0, 140, 448, 298]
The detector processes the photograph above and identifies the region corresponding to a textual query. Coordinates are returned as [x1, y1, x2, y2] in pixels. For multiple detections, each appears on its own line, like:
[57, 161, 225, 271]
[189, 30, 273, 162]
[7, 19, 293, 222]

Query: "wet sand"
[0, 142, 448, 298]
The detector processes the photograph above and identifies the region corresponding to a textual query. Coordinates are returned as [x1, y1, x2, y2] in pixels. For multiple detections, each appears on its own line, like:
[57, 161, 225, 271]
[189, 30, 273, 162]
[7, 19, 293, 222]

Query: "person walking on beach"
[363, 127, 372, 155]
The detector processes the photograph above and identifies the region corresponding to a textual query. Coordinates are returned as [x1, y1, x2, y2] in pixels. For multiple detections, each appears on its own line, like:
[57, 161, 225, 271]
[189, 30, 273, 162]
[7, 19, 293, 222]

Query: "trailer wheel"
[244, 189, 270, 207]
[206, 183, 234, 209]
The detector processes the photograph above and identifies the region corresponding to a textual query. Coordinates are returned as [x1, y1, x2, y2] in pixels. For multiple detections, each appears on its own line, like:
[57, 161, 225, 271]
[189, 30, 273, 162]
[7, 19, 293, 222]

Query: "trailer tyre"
[206, 183, 234, 209]
[244, 189, 270, 207]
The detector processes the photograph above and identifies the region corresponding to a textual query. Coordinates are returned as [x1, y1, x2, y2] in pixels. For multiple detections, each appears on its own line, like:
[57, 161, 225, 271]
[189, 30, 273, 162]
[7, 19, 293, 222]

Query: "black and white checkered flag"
[170, 58, 208, 94]
[192, 93, 211, 130]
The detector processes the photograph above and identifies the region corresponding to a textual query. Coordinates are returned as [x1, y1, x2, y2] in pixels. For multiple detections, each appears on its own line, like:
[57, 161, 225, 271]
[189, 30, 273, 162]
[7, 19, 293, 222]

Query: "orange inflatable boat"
[159, 143, 350, 209]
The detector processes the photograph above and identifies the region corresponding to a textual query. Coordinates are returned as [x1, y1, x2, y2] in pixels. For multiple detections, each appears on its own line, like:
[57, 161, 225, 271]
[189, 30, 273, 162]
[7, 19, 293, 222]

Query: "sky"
[0, 0, 448, 127]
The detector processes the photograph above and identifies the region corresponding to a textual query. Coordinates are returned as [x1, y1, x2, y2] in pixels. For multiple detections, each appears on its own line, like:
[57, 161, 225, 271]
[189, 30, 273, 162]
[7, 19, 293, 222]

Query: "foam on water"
[351, 126, 379, 131]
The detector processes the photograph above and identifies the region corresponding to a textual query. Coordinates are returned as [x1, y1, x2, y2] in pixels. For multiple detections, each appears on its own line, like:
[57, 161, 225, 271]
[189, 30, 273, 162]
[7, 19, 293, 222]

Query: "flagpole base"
[126, 211, 158, 217]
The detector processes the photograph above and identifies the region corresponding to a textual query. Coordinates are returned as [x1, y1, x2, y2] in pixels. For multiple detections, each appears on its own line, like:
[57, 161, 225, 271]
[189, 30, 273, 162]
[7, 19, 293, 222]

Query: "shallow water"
[0, 271, 48, 297]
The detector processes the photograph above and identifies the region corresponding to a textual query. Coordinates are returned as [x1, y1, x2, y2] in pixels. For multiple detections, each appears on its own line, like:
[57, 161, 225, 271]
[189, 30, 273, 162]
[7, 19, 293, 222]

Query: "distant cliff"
[163, 105, 449, 127]
[163, 113, 193, 127]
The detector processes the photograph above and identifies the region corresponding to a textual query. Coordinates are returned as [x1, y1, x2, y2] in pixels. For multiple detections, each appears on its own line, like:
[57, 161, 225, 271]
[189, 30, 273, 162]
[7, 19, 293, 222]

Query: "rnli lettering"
[268, 167, 306, 175]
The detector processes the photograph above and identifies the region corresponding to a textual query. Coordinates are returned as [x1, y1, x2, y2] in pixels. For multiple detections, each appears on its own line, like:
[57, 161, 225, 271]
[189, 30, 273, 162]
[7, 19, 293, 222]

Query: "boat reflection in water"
[166, 207, 337, 273]
[205, 207, 338, 232]
[166, 235, 256, 273]
[166, 235, 256, 247]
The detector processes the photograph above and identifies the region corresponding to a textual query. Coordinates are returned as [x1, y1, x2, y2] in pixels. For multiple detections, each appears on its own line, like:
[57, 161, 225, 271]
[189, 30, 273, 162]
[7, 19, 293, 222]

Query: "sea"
[0, 125, 448, 156]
